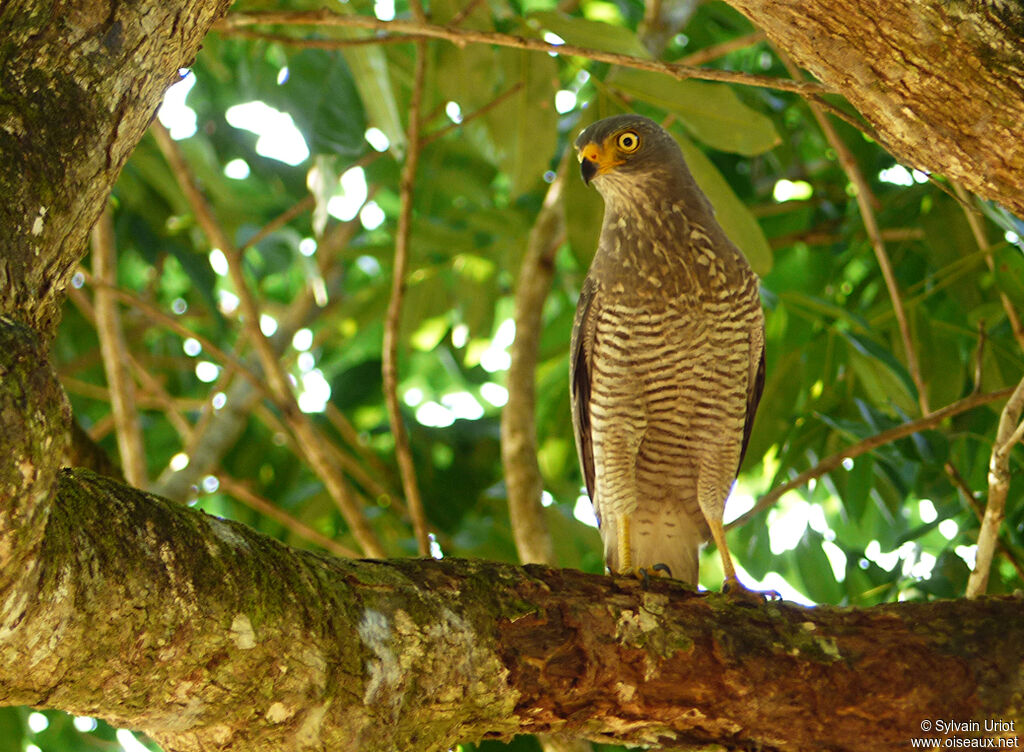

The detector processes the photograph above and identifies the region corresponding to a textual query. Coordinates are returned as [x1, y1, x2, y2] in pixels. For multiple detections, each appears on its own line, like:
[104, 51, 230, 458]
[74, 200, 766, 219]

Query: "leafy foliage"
[29, 0, 1024, 748]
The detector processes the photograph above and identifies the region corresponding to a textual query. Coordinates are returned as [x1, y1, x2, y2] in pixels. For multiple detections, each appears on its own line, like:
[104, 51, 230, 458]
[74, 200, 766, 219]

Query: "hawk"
[570, 114, 765, 588]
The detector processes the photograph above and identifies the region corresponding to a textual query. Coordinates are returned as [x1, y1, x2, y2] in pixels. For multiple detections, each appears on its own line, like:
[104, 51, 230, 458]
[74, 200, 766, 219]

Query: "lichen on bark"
[0, 316, 69, 571]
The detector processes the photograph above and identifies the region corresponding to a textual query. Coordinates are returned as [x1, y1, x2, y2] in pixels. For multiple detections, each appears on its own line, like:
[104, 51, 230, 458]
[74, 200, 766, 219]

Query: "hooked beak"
[577, 141, 621, 186]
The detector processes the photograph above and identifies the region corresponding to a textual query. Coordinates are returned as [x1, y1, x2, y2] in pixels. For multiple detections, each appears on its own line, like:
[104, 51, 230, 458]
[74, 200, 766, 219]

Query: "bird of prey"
[570, 114, 765, 589]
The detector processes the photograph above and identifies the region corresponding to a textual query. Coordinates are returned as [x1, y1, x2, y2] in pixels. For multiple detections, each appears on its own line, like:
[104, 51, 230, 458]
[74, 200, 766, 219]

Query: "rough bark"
[4, 0, 1024, 750]
[0, 0, 232, 339]
[723, 0, 1024, 217]
[0, 470, 1023, 751]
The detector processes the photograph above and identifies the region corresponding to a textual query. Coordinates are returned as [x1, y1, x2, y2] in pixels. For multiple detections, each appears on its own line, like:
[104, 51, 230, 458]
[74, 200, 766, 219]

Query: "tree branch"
[724, 0, 1024, 217]
[2, 465, 1024, 752]
[953, 182, 1024, 352]
[967, 375, 1024, 598]
[0, 0, 233, 337]
[150, 122, 386, 558]
[215, 11, 831, 97]
[729, 386, 1016, 531]
[90, 205, 149, 487]
[777, 49, 929, 414]
[382, 41, 431, 557]
[502, 171, 565, 566]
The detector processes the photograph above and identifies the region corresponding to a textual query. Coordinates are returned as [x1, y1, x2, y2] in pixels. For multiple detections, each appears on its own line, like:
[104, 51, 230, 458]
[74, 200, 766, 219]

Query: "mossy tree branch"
[0, 466, 1022, 751]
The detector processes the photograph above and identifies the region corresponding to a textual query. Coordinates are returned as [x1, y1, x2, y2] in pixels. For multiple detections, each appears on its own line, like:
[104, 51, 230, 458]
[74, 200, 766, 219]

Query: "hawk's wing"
[570, 275, 598, 509]
[738, 318, 766, 472]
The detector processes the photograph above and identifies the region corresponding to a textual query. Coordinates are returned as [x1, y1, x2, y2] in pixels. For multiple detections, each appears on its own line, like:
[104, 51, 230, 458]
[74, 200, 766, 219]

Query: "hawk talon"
[636, 563, 674, 589]
[722, 577, 776, 603]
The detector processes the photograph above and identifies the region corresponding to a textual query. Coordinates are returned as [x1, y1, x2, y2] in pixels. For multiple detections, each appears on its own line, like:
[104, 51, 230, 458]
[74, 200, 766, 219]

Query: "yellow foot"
[636, 563, 674, 589]
[722, 576, 780, 603]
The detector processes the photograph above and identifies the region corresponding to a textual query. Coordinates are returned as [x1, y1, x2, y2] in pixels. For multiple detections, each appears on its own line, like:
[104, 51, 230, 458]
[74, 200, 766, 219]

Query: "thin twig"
[91, 204, 149, 487]
[953, 182, 1024, 352]
[678, 30, 765, 66]
[947, 461, 1024, 582]
[502, 169, 565, 566]
[239, 194, 315, 252]
[66, 278, 194, 443]
[973, 320, 987, 394]
[151, 217, 373, 504]
[727, 387, 1016, 531]
[59, 374, 205, 412]
[151, 121, 387, 558]
[217, 475, 360, 558]
[216, 11, 832, 97]
[421, 82, 525, 148]
[966, 375, 1024, 598]
[382, 41, 432, 557]
[450, 0, 487, 27]
[79, 272, 262, 391]
[407, 0, 426, 23]
[125, 351, 194, 442]
[324, 403, 397, 493]
[218, 28, 427, 48]
[777, 49, 928, 414]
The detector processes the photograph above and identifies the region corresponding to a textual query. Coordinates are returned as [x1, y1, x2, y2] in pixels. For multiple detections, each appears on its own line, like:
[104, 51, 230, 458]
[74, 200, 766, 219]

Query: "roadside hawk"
[570, 114, 765, 589]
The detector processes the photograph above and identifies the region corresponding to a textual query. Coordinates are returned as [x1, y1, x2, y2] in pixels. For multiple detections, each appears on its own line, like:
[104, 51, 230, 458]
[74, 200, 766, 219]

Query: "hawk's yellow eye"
[616, 131, 640, 153]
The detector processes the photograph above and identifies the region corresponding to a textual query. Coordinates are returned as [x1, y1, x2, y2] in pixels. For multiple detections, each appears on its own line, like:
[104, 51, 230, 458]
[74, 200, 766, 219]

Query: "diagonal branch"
[953, 182, 1024, 352]
[728, 386, 1017, 531]
[215, 11, 832, 97]
[216, 474, 360, 558]
[90, 204, 149, 487]
[151, 121, 386, 558]
[947, 461, 1024, 583]
[381, 41, 432, 556]
[777, 49, 928, 414]
[966, 374, 1024, 598]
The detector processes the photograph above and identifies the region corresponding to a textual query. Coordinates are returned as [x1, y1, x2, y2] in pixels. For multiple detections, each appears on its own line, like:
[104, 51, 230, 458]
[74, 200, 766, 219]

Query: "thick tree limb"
[0, 0, 233, 338]
[724, 0, 1024, 217]
[0, 460, 1023, 751]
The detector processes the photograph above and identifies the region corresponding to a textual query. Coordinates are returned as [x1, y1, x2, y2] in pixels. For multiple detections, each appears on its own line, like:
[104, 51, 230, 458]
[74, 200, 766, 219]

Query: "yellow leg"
[708, 518, 767, 599]
[617, 514, 632, 575]
[707, 518, 737, 584]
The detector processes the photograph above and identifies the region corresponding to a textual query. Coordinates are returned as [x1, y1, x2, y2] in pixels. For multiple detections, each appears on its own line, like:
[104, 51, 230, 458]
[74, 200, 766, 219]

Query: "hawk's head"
[574, 114, 685, 193]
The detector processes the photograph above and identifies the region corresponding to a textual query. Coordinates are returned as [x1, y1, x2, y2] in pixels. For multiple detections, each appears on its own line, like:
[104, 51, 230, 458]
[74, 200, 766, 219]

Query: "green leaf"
[612, 68, 780, 156]
[0, 708, 22, 752]
[793, 529, 843, 604]
[837, 454, 873, 522]
[843, 332, 918, 414]
[675, 130, 773, 275]
[273, 50, 367, 157]
[488, 48, 558, 195]
[563, 106, 606, 268]
[530, 11, 652, 59]
[436, 44, 503, 112]
[992, 243, 1024, 310]
[322, 0, 405, 155]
